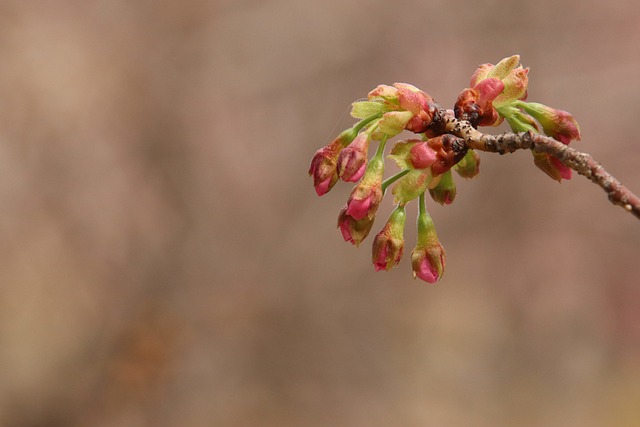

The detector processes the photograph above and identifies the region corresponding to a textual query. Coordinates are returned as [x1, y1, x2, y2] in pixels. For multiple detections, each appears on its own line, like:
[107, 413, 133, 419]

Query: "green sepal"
[350, 101, 387, 119]
[391, 169, 435, 205]
[373, 111, 414, 139]
[388, 140, 420, 170]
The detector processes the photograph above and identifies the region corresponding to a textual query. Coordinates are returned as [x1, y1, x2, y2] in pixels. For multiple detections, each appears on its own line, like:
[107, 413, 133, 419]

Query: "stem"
[354, 113, 383, 133]
[445, 117, 640, 220]
[382, 169, 410, 193]
[375, 134, 388, 157]
[418, 191, 427, 217]
[416, 191, 435, 245]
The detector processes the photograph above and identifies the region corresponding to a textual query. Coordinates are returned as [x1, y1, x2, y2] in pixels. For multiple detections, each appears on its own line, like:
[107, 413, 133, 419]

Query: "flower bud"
[412, 202, 446, 283]
[453, 149, 481, 179]
[411, 243, 446, 283]
[337, 205, 375, 246]
[309, 129, 358, 196]
[337, 132, 371, 182]
[463, 55, 530, 126]
[308, 140, 341, 196]
[429, 170, 456, 205]
[345, 156, 384, 220]
[371, 205, 406, 271]
[516, 101, 581, 144]
[388, 139, 436, 170]
[532, 152, 570, 182]
[395, 83, 438, 133]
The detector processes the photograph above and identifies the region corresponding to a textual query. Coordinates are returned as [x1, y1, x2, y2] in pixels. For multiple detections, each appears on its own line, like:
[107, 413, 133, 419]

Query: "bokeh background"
[1, 1, 639, 426]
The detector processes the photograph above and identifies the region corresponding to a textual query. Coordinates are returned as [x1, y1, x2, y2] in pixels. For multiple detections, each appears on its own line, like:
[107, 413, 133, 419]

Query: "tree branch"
[444, 117, 640, 220]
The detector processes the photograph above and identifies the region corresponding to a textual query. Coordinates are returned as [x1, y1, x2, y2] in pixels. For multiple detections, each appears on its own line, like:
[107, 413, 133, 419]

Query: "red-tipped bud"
[412, 203, 446, 283]
[309, 129, 359, 196]
[515, 101, 580, 181]
[337, 206, 375, 246]
[371, 205, 406, 271]
[308, 140, 342, 196]
[428, 170, 456, 205]
[517, 102, 581, 144]
[388, 139, 437, 170]
[395, 83, 438, 133]
[411, 243, 446, 283]
[337, 132, 371, 182]
[345, 156, 384, 220]
[532, 151, 571, 182]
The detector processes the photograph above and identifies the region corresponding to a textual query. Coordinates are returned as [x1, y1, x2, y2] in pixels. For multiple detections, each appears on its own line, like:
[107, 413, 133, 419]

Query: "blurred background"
[0, 1, 639, 426]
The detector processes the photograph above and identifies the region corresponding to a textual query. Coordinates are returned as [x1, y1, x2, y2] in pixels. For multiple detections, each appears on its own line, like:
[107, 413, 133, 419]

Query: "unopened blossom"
[516, 101, 581, 145]
[308, 139, 342, 196]
[345, 155, 384, 220]
[337, 205, 375, 246]
[429, 170, 456, 205]
[388, 139, 437, 170]
[395, 83, 438, 133]
[371, 205, 406, 271]
[512, 101, 581, 181]
[458, 55, 529, 126]
[364, 83, 439, 134]
[411, 243, 446, 283]
[411, 197, 446, 283]
[337, 132, 371, 182]
[309, 128, 357, 195]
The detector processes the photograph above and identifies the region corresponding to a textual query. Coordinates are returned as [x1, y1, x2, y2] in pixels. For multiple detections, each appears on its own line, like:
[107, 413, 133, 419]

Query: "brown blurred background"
[0, 1, 639, 426]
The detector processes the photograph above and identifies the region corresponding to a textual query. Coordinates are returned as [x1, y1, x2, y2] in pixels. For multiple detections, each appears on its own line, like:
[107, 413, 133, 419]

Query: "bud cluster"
[309, 55, 581, 283]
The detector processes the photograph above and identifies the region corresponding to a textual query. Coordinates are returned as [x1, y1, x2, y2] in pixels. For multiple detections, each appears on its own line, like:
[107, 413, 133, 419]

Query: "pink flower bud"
[411, 245, 445, 283]
[517, 102, 581, 144]
[371, 206, 406, 271]
[462, 56, 531, 126]
[337, 132, 370, 182]
[345, 156, 384, 220]
[337, 206, 375, 246]
[309, 129, 360, 195]
[394, 83, 438, 133]
[428, 170, 456, 205]
[532, 151, 568, 182]
[308, 140, 342, 196]
[475, 78, 505, 103]
[412, 200, 446, 283]
[409, 142, 437, 169]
